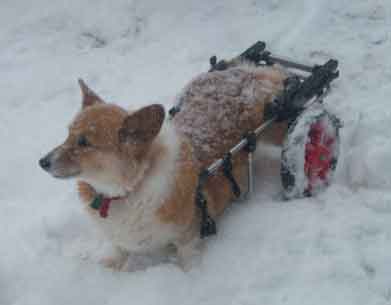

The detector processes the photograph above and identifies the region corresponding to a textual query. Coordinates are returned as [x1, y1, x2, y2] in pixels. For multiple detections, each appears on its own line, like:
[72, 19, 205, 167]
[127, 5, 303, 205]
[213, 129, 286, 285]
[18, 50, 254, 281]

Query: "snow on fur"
[173, 65, 286, 162]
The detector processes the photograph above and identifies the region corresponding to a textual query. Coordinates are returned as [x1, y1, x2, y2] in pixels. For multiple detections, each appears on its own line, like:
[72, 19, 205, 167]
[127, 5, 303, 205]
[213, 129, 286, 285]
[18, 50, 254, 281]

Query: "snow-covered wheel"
[281, 105, 341, 199]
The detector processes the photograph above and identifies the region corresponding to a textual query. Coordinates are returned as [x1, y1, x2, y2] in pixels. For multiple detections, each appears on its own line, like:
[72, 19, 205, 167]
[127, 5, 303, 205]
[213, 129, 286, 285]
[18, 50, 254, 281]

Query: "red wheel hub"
[304, 120, 336, 193]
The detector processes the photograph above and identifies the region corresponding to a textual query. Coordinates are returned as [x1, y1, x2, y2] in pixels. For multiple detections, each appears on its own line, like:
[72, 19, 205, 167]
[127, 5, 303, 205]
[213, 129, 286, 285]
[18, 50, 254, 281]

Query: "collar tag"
[90, 195, 104, 210]
[89, 194, 123, 218]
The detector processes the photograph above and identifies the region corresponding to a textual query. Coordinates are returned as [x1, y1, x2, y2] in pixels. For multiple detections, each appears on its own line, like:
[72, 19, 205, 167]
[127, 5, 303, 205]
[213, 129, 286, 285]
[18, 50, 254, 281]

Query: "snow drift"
[1, 0, 391, 304]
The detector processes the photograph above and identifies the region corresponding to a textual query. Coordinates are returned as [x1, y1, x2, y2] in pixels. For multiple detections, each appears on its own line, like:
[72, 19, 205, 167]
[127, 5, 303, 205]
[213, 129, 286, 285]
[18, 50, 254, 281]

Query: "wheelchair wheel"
[281, 105, 341, 199]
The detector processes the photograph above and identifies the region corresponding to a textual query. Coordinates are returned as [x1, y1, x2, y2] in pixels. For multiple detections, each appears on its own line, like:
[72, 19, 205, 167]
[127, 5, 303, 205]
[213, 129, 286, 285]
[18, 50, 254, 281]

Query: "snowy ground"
[1, 0, 391, 304]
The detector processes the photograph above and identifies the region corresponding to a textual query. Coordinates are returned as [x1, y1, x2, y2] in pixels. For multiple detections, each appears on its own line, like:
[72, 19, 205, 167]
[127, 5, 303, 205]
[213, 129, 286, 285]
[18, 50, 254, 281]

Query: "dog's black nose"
[39, 157, 51, 170]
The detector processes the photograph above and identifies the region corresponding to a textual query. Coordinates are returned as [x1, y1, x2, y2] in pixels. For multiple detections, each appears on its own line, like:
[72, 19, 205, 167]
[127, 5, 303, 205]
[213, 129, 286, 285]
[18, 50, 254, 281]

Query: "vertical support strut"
[247, 152, 254, 197]
[244, 132, 257, 198]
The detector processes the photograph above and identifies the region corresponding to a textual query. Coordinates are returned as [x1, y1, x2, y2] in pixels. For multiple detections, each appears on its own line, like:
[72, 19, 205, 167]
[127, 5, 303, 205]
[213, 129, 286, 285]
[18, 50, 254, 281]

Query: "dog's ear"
[118, 104, 165, 146]
[78, 79, 105, 109]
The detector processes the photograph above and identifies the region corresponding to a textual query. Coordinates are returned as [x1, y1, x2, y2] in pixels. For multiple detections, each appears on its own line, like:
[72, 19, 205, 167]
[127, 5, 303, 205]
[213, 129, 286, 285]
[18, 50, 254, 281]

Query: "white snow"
[1, 0, 391, 304]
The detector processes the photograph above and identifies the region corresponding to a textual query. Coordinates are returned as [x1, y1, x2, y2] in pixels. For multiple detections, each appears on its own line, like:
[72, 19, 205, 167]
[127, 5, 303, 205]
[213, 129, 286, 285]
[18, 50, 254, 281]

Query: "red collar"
[89, 194, 126, 218]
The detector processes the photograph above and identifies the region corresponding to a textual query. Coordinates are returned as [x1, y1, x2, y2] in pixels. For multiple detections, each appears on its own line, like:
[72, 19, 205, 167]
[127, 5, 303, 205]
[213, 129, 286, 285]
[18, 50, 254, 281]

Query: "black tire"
[281, 105, 341, 199]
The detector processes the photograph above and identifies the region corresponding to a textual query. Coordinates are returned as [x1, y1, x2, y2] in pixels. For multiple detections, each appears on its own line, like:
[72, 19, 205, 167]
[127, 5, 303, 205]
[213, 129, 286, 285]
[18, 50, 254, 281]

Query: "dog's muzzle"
[38, 147, 81, 178]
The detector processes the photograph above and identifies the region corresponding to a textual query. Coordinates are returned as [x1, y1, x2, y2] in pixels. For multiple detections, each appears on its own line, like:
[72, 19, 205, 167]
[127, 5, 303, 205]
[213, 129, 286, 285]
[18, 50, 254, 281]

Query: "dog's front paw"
[123, 250, 174, 272]
[99, 256, 127, 271]
[176, 238, 204, 271]
[99, 248, 130, 271]
[77, 181, 97, 204]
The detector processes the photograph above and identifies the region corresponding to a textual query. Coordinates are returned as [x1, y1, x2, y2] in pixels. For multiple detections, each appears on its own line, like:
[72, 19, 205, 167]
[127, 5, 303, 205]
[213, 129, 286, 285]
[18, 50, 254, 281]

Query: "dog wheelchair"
[170, 41, 342, 238]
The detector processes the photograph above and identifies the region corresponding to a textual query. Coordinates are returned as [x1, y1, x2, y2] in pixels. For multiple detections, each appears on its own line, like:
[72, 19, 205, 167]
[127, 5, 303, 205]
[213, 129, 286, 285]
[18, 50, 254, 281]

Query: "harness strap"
[222, 153, 241, 198]
[195, 170, 217, 238]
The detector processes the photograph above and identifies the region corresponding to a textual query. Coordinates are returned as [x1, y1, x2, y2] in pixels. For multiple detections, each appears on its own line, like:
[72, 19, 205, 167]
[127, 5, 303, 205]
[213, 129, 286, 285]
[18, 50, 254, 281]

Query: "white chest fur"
[94, 194, 179, 253]
[88, 122, 182, 253]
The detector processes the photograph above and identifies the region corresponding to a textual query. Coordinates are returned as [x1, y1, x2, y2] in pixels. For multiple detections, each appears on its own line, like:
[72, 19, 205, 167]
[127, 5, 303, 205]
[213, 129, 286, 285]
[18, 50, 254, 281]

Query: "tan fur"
[78, 181, 97, 204]
[156, 141, 198, 227]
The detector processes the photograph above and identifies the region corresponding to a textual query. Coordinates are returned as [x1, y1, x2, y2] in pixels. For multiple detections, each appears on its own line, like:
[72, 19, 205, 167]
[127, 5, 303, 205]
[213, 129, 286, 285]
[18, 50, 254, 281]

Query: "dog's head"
[39, 80, 165, 192]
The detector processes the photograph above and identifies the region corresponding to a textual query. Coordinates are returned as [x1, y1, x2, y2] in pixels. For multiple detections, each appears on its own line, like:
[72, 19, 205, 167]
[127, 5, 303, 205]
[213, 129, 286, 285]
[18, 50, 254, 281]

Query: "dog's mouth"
[51, 170, 81, 179]
[43, 165, 81, 179]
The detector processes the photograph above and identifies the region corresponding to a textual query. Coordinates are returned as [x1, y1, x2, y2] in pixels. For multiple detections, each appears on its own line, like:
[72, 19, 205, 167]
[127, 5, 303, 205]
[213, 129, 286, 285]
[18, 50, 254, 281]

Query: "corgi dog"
[39, 64, 288, 271]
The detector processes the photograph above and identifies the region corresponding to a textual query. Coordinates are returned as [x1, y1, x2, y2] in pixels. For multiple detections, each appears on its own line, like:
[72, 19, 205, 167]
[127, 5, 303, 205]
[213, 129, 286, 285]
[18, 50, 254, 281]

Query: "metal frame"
[202, 52, 332, 196]
[181, 41, 340, 238]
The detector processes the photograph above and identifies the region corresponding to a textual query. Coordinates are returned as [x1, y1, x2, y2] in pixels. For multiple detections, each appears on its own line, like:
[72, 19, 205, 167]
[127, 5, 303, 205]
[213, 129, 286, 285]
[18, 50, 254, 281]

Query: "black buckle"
[244, 132, 257, 153]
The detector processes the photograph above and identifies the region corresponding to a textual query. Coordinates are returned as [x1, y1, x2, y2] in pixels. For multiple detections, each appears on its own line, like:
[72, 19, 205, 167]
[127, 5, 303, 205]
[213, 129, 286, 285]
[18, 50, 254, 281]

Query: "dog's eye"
[77, 135, 90, 147]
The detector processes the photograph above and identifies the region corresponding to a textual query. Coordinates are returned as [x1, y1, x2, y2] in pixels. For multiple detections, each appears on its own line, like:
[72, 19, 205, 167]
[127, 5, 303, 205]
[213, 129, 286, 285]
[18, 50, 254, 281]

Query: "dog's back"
[173, 65, 287, 166]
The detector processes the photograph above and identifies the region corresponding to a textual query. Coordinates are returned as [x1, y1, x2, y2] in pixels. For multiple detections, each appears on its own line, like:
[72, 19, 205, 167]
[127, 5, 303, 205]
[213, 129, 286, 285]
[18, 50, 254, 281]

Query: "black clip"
[209, 55, 228, 72]
[195, 170, 217, 238]
[244, 132, 257, 153]
[222, 153, 241, 198]
[168, 106, 180, 119]
[239, 41, 267, 65]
